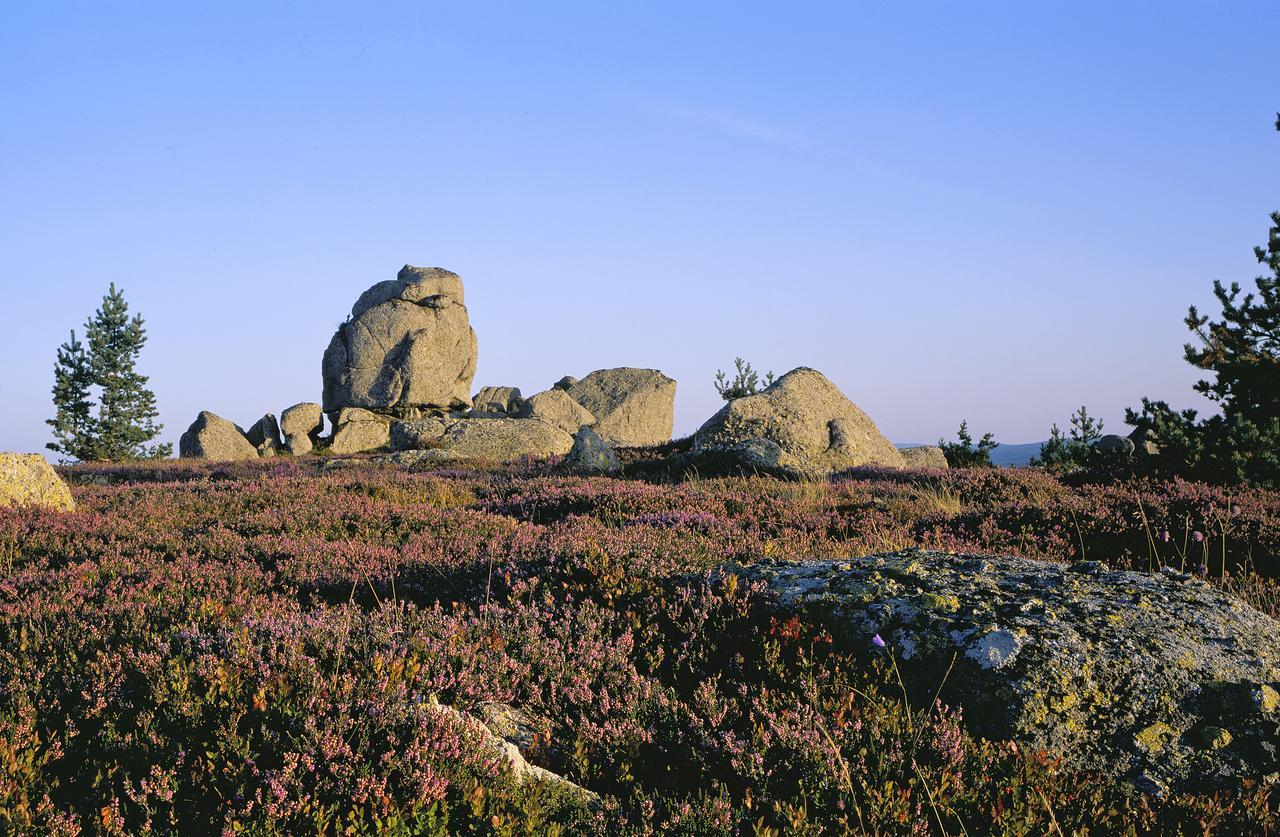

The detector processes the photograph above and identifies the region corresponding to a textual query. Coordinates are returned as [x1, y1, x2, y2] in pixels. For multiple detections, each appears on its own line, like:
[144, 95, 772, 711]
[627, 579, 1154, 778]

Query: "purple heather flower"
[1159, 530, 1170, 543]
[871, 634, 886, 648]
[1192, 530, 1205, 543]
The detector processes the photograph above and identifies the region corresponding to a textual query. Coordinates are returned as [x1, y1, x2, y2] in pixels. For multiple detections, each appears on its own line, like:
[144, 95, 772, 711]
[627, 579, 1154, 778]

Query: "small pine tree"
[1032, 406, 1104, 470]
[939, 420, 999, 467]
[714, 358, 775, 401]
[47, 284, 171, 462]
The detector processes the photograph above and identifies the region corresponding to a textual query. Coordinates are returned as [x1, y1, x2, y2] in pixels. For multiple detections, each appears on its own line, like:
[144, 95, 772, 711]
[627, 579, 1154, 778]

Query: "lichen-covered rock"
[564, 427, 620, 475]
[440, 418, 573, 462]
[389, 417, 447, 452]
[371, 448, 466, 468]
[566, 368, 676, 447]
[329, 408, 392, 455]
[900, 445, 949, 469]
[322, 265, 478, 416]
[693, 368, 904, 474]
[739, 550, 1280, 791]
[471, 386, 524, 417]
[280, 402, 324, 455]
[179, 412, 258, 461]
[519, 389, 596, 435]
[0, 453, 75, 511]
[245, 414, 284, 457]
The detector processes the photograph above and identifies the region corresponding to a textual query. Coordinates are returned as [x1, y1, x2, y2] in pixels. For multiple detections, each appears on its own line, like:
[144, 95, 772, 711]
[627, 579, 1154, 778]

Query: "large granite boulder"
[518, 389, 596, 435]
[563, 427, 621, 475]
[693, 368, 904, 475]
[900, 445, 949, 469]
[0, 453, 75, 511]
[329, 408, 392, 455]
[322, 265, 478, 416]
[565, 368, 676, 447]
[280, 402, 324, 455]
[439, 418, 574, 462]
[740, 550, 1280, 793]
[179, 412, 259, 461]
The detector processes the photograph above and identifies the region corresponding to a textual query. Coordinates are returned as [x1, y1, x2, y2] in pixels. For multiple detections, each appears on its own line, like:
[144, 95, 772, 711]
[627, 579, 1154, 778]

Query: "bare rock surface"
[389, 417, 447, 452]
[329, 408, 392, 455]
[245, 414, 284, 457]
[439, 418, 574, 462]
[693, 368, 903, 475]
[899, 445, 949, 469]
[0, 453, 76, 511]
[179, 412, 258, 461]
[471, 386, 525, 417]
[566, 368, 676, 447]
[739, 550, 1280, 791]
[322, 265, 478, 416]
[280, 402, 324, 455]
[519, 389, 596, 435]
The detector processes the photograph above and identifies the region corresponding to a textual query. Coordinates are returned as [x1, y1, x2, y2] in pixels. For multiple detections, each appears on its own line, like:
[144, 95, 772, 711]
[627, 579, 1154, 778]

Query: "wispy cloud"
[654, 103, 828, 154]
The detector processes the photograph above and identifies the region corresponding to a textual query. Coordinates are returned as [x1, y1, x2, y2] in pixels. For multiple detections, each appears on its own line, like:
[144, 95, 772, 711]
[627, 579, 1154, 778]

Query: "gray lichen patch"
[738, 549, 1280, 792]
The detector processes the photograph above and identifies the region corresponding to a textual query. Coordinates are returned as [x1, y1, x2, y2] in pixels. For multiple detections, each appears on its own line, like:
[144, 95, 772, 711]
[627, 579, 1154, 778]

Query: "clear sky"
[2, 2, 1277, 457]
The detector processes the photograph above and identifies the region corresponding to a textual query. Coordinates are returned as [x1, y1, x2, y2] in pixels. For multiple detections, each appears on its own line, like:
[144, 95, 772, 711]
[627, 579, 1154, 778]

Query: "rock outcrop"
[438, 418, 574, 462]
[389, 417, 447, 452]
[740, 550, 1280, 792]
[471, 386, 525, 418]
[329, 408, 392, 455]
[693, 368, 903, 475]
[519, 389, 596, 435]
[563, 427, 621, 475]
[900, 445, 949, 469]
[566, 368, 676, 447]
[0, 453, 76, 512]
[322, 265, 478, 417]
[179, 412, 259, 461]
[280, 402, 324, 455]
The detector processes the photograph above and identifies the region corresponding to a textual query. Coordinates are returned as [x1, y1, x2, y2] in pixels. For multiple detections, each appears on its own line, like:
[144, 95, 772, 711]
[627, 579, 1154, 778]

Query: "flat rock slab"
[440, 418, 574, 462]
[738, 550, 1280, 792]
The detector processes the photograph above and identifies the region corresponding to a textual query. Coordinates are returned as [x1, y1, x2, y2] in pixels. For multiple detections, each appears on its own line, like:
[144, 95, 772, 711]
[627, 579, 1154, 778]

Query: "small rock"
[329, 409, 392, 455]
[471, 386, 525, 416]
[564, 427, 621, 475]
[553, 375, 578, 391]
[899, 445, 949, 469]
[245, 414, 284, 457]
[1094, 434, 1136, 457]
[0, 453, 76, 511]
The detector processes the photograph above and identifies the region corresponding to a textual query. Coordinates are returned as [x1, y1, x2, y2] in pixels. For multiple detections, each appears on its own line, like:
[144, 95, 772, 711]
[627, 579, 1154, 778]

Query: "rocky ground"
[1, 454, 1278, 833]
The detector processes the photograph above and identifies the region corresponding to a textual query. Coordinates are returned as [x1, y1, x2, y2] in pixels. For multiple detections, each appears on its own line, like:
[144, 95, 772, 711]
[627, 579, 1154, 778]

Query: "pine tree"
[46, 330, 97, 460]
[47, 285, 171, 462]
[938, 420, 999, 467]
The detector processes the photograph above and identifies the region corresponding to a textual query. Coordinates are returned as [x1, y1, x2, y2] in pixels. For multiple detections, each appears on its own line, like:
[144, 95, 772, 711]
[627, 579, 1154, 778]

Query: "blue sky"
[2, 2, 1277, 456]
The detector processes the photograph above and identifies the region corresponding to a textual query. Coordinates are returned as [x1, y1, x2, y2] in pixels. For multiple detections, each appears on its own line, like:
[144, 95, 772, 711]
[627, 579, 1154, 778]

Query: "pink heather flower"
[1192, 530, 1205, 542]
[1159, 530, 1170, 543]
[871, 634, 886, 648]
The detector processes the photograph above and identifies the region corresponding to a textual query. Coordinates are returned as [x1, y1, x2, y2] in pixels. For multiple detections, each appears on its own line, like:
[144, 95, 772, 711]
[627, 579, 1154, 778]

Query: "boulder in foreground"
[693, 367, 904, 475]
[179, 412, 258, 461]
[0, 453, 75, 511]
[740, 550, 1280, 792]
[563, 426, 621, 474]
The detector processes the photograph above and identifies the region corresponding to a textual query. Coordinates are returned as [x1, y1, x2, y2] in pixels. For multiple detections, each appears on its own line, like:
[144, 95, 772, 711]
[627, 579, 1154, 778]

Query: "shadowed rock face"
[322, 265, 478, 416]
[739, 550, 1280, 793]
[693, 368, 904, 475]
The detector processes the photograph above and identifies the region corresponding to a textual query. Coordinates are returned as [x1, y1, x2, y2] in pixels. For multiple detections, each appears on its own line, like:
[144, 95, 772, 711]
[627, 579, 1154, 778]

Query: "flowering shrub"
[0, 458, 1277, 832]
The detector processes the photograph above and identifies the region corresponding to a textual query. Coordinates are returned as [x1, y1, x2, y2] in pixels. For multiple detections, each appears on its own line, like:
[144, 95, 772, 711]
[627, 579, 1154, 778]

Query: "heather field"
[3, 455, 1280, 834]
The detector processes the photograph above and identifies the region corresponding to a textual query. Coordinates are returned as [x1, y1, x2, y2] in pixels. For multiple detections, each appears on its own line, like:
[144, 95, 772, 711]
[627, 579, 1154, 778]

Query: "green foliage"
[1032, 406, 1104, 470]
[714, 358, 775, 401]
[1127, 210, 1280, 488]
[47, 284, 171, 462]
[938, 420, 998, 467]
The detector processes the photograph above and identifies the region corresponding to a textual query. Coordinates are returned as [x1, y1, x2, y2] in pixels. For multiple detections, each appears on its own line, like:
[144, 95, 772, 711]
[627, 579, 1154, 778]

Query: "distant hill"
[896, 442, 1045, 468]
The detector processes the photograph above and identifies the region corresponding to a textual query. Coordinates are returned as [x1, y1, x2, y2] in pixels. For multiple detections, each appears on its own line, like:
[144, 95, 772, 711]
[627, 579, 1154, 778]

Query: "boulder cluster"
[175, 263, 935, 476]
